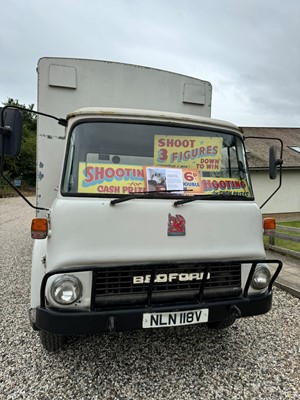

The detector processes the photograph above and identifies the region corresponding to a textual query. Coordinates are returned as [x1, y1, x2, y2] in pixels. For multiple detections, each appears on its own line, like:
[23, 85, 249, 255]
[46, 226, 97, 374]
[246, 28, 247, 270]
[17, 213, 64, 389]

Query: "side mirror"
[0, 107, 23, 157]
[269, 146, 283, 179]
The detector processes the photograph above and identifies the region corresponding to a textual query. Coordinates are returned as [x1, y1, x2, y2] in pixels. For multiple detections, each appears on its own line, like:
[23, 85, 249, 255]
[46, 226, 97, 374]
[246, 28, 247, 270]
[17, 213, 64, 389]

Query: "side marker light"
[31, 218, 48, 239]
[263, 218, 276, 231]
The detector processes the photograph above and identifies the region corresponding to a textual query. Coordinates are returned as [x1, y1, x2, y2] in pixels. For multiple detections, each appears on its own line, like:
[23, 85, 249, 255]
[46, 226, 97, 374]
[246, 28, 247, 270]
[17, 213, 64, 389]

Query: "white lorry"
[0, 58, 282, 351]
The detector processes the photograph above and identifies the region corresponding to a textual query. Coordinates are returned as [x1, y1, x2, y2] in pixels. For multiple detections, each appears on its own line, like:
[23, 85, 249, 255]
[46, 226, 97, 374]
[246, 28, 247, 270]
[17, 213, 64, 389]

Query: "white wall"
[250, 170, 300, 214]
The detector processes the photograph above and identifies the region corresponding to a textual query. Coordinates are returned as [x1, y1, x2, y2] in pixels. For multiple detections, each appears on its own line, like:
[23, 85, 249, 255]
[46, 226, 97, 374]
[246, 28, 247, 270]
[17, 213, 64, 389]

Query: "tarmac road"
[0, 197, 299, 400]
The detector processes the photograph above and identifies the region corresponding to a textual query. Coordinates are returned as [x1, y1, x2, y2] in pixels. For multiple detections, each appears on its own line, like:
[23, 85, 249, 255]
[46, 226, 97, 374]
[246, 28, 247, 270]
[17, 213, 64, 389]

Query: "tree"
[2, 99, 37, 186]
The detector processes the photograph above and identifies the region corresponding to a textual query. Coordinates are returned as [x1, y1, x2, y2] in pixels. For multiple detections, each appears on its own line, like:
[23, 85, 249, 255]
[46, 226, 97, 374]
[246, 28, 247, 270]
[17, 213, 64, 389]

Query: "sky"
[1, 0, 300, 127]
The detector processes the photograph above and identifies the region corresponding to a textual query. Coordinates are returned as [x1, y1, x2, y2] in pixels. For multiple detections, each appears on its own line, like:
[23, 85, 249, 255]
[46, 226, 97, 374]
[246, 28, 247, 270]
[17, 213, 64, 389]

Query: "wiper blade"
[174, 193, 249, 206]
[110, 190, 191, 206]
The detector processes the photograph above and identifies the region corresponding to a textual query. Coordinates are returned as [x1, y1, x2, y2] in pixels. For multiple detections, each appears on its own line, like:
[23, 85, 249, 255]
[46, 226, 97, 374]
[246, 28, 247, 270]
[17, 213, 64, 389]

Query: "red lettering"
[116, 168, 124, 178]
[162, 138, 196, 148]
[86, 166, 94, 183]
[94, 167, 104, 181]
[97, 185, 120, 193]
[219, 181, 226, 189]
[202, 180, 212, 190]
[166, 139, 174, 147]
[122, 186, 145, 193]
[170, 152, 178, 163]
[225, 180, 232, 189]
[105, 168, 115, 179]
[212, 180, 219, 189]
[184, 171, 194, 181]
[183, 150, 191, 160]
[158, 149, 168, 162]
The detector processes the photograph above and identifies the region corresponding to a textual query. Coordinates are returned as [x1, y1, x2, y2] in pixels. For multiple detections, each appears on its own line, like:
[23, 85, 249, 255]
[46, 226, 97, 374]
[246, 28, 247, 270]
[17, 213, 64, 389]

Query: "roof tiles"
[242, 127, 300, 169]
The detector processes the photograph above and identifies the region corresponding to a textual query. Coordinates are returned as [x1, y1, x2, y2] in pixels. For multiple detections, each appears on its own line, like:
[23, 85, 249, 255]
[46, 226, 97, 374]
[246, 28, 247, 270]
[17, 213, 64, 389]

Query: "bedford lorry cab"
[0, 58, 282, 351]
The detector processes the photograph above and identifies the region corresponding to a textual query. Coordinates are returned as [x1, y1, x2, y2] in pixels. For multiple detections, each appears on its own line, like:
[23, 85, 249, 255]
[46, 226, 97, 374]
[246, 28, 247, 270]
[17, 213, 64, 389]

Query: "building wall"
[250, 170, 300, 214]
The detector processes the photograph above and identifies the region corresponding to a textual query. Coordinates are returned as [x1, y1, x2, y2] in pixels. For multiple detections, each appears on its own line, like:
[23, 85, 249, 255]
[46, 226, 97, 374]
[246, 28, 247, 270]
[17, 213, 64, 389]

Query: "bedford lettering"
[133, 272, 210, 284]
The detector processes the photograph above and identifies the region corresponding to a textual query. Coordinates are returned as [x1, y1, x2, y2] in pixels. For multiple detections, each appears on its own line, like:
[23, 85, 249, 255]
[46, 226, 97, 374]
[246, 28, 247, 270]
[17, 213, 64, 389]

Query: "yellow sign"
[154, 135, 223, 171]
[201, 178, 250, 196]
[182, 169, 203, 194]
[78, 163, 146, 194]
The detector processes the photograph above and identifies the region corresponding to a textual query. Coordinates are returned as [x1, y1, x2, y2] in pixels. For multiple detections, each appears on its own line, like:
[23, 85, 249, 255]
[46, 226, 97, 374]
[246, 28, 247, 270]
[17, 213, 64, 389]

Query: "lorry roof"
[39, 57, 212, 85]
[67, 107, 242, 136]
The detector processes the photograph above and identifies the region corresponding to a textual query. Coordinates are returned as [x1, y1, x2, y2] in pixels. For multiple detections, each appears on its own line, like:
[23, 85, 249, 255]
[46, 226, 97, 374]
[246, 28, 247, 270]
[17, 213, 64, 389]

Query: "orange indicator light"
[31, 218, 48, 239]
[263, 218, 276, 231]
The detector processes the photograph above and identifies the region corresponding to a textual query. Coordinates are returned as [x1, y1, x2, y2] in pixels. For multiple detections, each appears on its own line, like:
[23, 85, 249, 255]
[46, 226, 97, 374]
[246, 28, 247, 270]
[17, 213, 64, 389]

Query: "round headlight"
[251, 266, 271, 290]
[51, 275, 82, 305]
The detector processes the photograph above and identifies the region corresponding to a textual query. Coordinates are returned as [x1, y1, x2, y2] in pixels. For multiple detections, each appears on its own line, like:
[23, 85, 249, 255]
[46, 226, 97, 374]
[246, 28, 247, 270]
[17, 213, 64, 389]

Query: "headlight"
[251, 266, 271, 290]
[51, 275, 82, 305]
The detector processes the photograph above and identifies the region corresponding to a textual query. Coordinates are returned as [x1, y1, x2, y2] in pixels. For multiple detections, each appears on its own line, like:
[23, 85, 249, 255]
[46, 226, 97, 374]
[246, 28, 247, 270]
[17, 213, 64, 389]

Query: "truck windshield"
[62, 121, 253, 199]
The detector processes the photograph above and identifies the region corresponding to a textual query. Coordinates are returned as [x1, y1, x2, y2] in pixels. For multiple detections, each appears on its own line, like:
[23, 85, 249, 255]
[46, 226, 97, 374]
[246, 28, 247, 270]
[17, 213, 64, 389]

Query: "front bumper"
[34, 291, 273, 335]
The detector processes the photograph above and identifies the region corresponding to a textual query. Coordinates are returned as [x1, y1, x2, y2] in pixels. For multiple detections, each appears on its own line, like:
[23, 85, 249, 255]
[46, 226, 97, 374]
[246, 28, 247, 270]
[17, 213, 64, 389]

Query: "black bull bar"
[33, 259, 282, 334]
[39, 259, 282, 309]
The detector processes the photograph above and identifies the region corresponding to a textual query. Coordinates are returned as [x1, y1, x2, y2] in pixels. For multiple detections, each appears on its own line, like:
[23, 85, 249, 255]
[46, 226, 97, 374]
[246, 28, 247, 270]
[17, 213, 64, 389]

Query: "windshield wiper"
[110, 190, 191, 206]
[174, 193, 250, 206]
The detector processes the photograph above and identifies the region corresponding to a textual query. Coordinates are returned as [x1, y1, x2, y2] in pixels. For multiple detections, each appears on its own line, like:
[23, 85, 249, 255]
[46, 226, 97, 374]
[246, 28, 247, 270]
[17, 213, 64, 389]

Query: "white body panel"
[36, 58, 212, 212]
[31, 240, 47, 307]
[31, 195, 265, 307]
[47, 197, 264, 268]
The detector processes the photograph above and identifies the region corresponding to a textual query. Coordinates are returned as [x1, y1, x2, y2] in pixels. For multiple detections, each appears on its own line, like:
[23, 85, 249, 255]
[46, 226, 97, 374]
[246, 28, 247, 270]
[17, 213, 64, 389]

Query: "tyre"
[207, 316, 236, 330]
[39, 330, 67, 352]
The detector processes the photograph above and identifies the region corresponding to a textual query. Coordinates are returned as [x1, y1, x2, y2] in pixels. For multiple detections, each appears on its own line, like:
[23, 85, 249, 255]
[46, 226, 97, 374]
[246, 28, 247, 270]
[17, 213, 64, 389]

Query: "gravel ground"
[0, 197, 299, 400]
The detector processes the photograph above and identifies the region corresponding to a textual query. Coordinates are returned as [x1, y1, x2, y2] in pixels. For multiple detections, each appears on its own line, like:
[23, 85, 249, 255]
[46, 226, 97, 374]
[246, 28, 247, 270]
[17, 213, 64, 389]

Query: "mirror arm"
[0, 147, 49, 211]
[1, 105, 68, 127]
[259, 163, 282, 209]
[0, 167, 49, 211]
[244, 136, 283, 209]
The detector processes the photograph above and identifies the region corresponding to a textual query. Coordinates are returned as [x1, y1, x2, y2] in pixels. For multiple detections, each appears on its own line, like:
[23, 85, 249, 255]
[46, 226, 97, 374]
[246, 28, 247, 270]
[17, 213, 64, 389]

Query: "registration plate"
[143, 308, 209, 329]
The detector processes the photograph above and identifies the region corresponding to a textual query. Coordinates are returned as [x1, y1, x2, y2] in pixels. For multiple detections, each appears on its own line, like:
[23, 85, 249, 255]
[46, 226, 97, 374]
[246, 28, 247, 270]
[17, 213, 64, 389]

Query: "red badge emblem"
[168, 213, 186, 236]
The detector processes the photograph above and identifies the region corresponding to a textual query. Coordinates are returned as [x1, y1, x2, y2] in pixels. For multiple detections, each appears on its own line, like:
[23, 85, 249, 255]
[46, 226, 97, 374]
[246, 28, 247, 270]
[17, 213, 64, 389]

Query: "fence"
[264, 226, 300, 259]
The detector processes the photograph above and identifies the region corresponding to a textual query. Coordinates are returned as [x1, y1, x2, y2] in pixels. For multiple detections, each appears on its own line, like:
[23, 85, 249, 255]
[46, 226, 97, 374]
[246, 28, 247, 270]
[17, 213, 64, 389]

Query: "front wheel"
[207, 316, 236, 330]
[39, 331, 67, 352]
